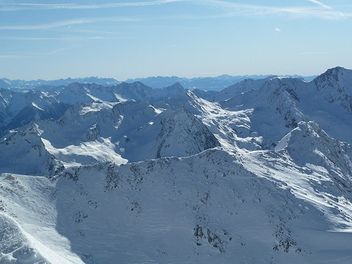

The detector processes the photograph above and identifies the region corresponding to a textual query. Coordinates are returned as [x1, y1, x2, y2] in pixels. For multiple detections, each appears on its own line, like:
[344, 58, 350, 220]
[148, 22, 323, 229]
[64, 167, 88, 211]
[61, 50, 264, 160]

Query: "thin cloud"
[0, 0, 350, 31]
[0, 54, 27, 59]
[300, 51, 329, 55]
[0, 47, 76, 60]
[0, 17, 138, 31]
[0, 34, 132, 41]
[307, 0, 332, 10]
[275, 27, 281, 33]
[197, 0, 348, 20]
[0, 36, 106, 41]
[0, 0, 184, 11]
[1, 0, 342, 19]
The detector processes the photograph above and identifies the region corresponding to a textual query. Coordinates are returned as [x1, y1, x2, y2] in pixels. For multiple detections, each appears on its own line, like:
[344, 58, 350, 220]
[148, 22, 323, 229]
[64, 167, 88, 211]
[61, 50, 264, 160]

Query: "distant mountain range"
[0, 74, 316, 91]
[0, 77, 119, 90]
[127, 75, 316, 90]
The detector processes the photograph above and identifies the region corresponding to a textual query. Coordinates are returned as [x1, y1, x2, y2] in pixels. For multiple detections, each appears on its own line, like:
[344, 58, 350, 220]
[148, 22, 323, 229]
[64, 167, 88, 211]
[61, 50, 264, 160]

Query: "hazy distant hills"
[0, 77, 120, 90]
[0, 74, 316, 91]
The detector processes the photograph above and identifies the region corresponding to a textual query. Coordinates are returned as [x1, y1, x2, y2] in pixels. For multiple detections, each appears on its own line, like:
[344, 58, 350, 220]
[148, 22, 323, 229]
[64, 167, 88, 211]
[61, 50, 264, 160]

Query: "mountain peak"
[275, 120, 352, 177]
[312, 66, 352, 111]
[163, 82, 185, 91]
[315, 66, 352, 83]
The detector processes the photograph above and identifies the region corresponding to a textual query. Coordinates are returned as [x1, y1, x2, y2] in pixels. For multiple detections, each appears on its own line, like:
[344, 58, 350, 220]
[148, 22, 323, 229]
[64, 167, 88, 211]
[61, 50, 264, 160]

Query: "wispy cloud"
[0, 17, 138, 30]
[0, 47, 76, 60]
[0, 32, 133, 41]
[0, 0, 350, 32]
[307, 0, 332, 10]
[0, 36, 107, 41]
[1, 0, 345, 20]
[197, 0, 348, 20]
[0, 0, 183, 11]
[300, 51, 329, 55]
[275, 27, 281, 33]
[0, 54, 27, 59]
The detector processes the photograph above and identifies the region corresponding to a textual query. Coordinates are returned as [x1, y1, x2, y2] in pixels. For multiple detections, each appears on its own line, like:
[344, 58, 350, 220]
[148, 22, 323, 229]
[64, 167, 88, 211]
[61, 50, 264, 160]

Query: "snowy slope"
[219, 77, 305, 148]
[0, 213, 47, 263]
[2, 148, 352, 263]
[205, 67, 352, 148]
[0, 174, 85, 264]
[34, 89, 218, 163]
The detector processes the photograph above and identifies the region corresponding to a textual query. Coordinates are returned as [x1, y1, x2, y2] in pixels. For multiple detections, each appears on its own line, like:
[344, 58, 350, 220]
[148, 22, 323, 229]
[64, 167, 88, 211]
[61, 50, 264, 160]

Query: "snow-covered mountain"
[127, 74, 315, 91]
[127, 75, 271, 91]
[1, 75, 315, 92]
[1, 67, 352, 264]
[0, 124, 63, 175]
[0, 77, 119, 90]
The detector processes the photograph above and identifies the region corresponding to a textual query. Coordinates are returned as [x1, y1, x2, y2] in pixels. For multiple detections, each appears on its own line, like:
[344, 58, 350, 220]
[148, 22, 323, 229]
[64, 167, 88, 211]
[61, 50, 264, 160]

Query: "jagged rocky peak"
[155, 109, 220, 158]
[0, 123, 63, 175]
[165, 81, 183, 88]
[214, 77, 268, 101]
[117, 81, 148, 90]
[152, 82, 187, 100]
[4, 122, 44, 139]
[163, 82, 185, 92]
[219, 76, 305, 148]
[276, 121, 352, 179]
[314, 66, 352, 92]
[222, 76, 304, 109]
[315, 66, 351, 85]
[115, 81, 154, 101]
[312, 66, 352, 111]
[119, 107, 220, 161]
[214, 76, 304, 103]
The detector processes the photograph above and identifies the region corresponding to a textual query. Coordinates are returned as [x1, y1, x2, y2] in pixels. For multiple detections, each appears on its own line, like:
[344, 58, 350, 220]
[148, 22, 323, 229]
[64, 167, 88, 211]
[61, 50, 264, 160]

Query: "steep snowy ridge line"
[0, 174, 84, 263]
[3, 147, 352, 263]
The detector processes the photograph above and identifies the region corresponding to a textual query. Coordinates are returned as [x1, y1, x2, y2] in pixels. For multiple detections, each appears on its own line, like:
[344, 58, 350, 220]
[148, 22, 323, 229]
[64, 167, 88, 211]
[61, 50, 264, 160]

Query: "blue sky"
[0, 0, 351, 80]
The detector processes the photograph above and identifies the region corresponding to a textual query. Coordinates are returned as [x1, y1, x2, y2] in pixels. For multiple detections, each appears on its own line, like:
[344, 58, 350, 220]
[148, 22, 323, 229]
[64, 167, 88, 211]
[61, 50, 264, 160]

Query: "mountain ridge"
[1, 66, 352, 263]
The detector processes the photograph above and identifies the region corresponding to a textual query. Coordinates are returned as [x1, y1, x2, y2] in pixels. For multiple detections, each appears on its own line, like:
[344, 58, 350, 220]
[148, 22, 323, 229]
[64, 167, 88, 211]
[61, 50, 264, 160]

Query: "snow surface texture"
[0, 67, 352, 263]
